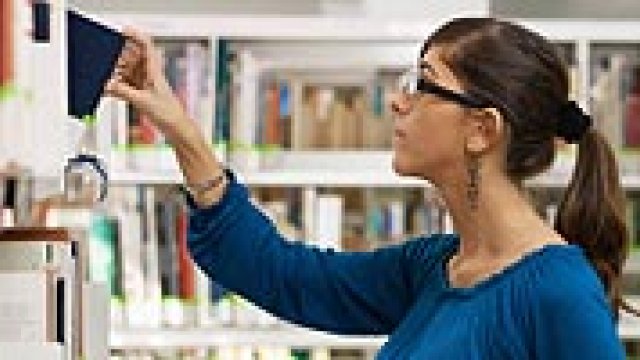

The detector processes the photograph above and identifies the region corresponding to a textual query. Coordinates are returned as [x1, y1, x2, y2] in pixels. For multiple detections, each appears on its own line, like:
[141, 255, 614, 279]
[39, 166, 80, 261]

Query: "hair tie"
[556, 100, 592, 144]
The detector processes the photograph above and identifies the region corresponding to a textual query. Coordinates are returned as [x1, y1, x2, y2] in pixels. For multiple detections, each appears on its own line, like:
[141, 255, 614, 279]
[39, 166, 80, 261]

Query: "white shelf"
[624, 254, 640, 274]
[241, 171, 427, 187]
[106, 148, 640, 188]
[109, 322, 640, 349]
[109, 170, 427, 187]
[619, 321, 640, 340]
[107, 150, 428, 187]
[107, 168, 640, 188]
[99, 15, 640, 42]
[109, 172, 184, 185]
[109, 327, 387, 350]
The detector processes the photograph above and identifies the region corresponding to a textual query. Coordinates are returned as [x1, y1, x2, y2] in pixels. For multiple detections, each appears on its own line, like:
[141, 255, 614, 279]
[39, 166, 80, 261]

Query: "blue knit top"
[184, 171, 624, 359]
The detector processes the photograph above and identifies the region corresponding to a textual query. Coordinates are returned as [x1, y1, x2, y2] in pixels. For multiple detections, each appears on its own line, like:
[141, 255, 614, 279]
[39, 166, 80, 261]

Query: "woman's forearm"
[168, 120, 228, 208]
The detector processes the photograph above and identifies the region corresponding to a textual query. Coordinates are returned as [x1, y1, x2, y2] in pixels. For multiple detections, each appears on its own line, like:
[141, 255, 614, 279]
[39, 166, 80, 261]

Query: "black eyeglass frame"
[415, 77, 490, 109]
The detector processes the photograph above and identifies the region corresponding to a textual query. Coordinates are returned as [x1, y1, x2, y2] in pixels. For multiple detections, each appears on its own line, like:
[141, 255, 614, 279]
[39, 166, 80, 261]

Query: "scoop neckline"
[439, 235, 582, 297]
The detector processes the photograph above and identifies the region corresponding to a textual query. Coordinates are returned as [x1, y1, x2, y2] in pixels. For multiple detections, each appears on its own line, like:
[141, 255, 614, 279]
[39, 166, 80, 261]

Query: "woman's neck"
[437, 170, 563, 262]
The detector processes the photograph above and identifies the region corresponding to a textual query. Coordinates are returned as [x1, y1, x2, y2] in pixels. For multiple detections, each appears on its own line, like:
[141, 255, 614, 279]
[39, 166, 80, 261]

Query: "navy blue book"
[67, 10, 125, 120]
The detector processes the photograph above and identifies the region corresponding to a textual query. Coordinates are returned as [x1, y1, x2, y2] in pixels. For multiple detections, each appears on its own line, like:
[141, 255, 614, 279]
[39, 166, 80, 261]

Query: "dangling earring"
[466, 155, 480, 211]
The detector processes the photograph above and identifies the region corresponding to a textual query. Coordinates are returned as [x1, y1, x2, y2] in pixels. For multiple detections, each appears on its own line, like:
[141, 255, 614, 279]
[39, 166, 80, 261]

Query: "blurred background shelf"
[109, 328, 386, 350]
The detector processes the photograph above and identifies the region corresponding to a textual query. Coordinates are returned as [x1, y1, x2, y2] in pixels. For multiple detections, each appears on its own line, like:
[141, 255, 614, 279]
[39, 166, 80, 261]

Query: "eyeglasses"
[398, 68, 490, 109]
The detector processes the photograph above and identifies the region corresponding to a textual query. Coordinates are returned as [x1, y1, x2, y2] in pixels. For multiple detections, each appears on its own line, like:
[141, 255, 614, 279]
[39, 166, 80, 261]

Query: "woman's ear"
[464, 107, 504, 154]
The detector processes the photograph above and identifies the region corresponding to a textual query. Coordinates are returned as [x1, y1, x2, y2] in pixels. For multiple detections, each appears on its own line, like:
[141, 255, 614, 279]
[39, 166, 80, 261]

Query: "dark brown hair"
[424, 18, 635, 320]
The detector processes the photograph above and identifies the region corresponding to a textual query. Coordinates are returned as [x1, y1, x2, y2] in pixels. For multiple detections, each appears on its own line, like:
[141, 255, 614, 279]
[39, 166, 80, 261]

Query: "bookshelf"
[90, 15, 640, 359]
[0, 227, 109, 360]
[6, 6, 640, 358]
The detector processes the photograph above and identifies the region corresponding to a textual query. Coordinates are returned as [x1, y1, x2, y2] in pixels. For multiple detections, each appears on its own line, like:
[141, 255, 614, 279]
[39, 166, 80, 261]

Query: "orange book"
[0, 0, 14, 88]
[264, 83, 281, 146]
[177, 207, 195, 299]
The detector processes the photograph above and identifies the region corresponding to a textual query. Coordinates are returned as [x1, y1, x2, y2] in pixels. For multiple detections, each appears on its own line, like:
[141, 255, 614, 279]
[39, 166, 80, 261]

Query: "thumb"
[104, 77, 150, 107]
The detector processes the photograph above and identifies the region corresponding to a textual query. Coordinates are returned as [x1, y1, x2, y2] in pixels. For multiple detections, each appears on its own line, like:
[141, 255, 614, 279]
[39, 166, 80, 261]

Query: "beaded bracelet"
[185, 172, 226, 196]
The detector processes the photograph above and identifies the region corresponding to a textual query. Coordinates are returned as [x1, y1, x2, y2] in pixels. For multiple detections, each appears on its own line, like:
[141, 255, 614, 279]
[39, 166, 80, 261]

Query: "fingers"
[104, 76, 149, 108]
[117, 40, 141, 68]
[122, 26, 153, 50]
[121, 27, 164, 85]
[114, 45, 139, 83]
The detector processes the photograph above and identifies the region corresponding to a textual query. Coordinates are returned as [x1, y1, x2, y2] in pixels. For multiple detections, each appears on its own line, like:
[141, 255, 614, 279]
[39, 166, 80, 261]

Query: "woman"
[107, 18, 628, 359]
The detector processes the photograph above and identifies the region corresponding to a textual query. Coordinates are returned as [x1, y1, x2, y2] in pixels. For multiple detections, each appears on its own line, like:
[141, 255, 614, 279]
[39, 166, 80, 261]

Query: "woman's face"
[390, 46, 470, 182]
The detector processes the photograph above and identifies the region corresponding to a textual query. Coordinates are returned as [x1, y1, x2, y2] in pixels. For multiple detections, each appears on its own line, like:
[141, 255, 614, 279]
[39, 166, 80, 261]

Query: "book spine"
[0, 0, 13, 90]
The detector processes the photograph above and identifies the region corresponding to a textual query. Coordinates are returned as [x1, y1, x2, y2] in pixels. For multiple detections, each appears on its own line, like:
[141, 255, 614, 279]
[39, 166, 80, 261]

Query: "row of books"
[109, 40, 581, 154]
[252, 80, 395, 150]
[239, 43, 580, 152]
[251, 187, 454, 251]
[122, 39, 215, 149]
[42, 183, 460, 330]
[98, 39, 591, 177]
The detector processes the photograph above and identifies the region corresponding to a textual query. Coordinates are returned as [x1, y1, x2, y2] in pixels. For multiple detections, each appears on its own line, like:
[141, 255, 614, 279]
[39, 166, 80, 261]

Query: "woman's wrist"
[162, 116, 201, 145]
[165, 115, 229, 207]
[191, 174, 229, 208]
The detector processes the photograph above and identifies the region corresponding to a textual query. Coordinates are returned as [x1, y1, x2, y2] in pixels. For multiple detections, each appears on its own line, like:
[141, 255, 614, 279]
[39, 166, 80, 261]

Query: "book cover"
[66, 9, 125, 119]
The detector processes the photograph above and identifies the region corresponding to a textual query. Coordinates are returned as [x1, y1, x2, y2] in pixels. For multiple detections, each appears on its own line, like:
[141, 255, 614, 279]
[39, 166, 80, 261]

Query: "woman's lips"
[394, 128, 406, 139]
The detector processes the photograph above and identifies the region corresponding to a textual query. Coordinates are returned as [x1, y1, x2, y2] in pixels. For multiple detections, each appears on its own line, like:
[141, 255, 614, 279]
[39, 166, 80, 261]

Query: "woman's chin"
[392, 157, 411, 177]
[392, 156, 426, 179]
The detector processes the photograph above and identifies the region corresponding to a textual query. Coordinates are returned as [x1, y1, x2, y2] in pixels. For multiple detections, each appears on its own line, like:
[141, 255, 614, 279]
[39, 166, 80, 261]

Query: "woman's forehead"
[419, 47, 464, 89]
[419, 47, 446, 78]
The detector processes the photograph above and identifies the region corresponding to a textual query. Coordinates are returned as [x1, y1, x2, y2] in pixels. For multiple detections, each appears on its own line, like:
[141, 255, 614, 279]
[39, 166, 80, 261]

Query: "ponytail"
[555, 129, 638, 320]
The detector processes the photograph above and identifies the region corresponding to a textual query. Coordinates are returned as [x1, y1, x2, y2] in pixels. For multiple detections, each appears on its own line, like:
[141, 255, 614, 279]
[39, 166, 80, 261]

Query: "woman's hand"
[105, 28, 192, 140]
[105, 28, 228, 207]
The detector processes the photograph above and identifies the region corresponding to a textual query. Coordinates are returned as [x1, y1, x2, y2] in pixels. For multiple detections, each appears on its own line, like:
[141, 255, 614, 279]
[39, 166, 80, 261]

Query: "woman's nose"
[389, 92, 412, 116]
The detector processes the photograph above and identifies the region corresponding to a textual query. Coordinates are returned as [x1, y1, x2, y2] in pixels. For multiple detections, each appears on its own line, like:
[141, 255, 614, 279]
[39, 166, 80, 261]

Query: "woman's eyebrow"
[419, 61, 438, 78]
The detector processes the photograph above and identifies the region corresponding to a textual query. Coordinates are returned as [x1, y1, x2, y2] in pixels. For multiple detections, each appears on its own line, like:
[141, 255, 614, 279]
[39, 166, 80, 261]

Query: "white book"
[256, 346, 290, 360]
[236, 346, 254, 360]
[546, 204, 558, 226]
[388, 200, 405, 241]
[314, 195, 343, 250]
[116, 187, 146, 328]
[195, 265, 215, 327]
[591, 54, 625, 147]
[217, 346, 237, 360]
[185, 43, 206, 124]
[200, 53, 216, 145]
[1, 208, 14, 227]
[0, 343, 64, 360]
[443, 211, 455, 234]
[142, 187, 162, 328]
[312, 348, 330, 360]
[45, 208, 93, 229]
[0, 271, 56, 342]
[82, 282, 109, 360]
[114, 99, 128, 147]
[290, 78, 306, 149]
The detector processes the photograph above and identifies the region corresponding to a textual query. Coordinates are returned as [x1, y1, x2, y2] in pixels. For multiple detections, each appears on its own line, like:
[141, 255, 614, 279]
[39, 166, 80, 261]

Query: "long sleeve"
[184, 170, 442, 335]
[532, 262, 625, 359]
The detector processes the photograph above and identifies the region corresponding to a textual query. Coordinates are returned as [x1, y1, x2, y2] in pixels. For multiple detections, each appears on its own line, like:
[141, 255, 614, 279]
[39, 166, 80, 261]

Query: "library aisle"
[2, 0, 640, 359]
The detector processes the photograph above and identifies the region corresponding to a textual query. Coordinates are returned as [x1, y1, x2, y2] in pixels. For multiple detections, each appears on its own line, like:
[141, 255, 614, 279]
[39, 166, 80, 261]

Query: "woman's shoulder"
[519, 244, 613, 316]
[401, 233, 459, 262]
